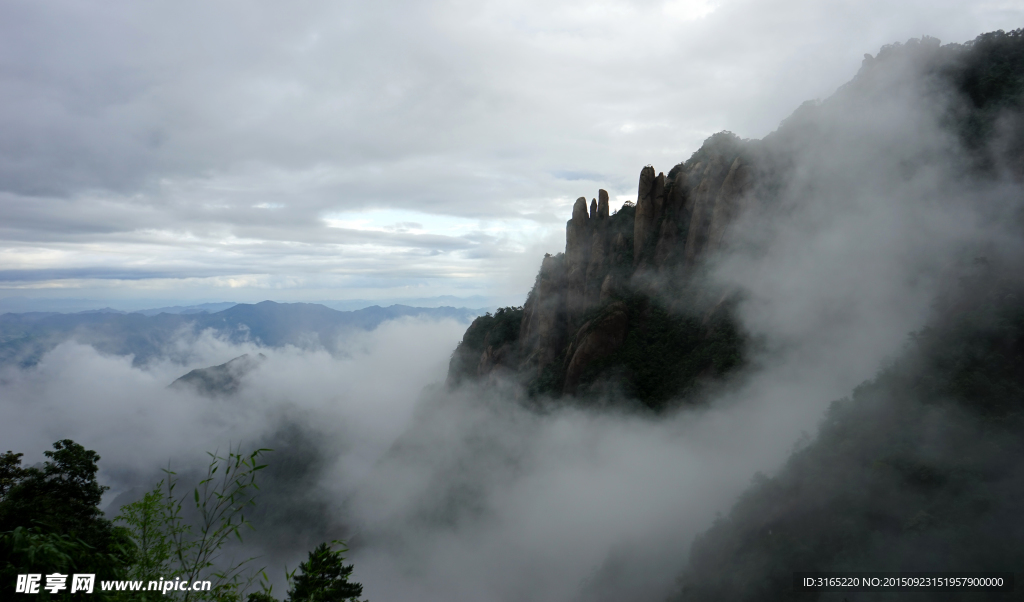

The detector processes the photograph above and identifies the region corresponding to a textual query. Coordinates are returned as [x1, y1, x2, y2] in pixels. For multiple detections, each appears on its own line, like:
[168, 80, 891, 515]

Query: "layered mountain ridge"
[0, 301, 480, 368]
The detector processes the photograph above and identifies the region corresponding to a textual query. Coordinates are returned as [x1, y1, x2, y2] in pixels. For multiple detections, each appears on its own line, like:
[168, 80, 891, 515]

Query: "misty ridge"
[2, 28, 1024, 602]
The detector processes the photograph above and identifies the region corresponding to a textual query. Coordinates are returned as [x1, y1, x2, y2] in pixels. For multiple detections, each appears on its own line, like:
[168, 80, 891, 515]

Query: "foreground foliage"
[1, 443, 364, 601]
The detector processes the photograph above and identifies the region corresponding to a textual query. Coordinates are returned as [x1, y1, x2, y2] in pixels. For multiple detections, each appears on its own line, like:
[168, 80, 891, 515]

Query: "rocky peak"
[598, 189, 610, 219]
[447, 137, 754, 404]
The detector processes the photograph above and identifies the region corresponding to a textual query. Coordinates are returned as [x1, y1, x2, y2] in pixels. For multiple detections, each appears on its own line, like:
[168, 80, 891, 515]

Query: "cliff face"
[447, 132, 753, 407]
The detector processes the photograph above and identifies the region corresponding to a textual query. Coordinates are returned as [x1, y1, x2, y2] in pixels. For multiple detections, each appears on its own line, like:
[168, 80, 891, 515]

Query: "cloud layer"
[2, 0, 1021, 303]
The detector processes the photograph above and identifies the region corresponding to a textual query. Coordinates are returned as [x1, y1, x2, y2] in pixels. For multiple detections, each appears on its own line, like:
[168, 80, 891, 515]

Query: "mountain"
[133, 302, 239, 316]
[446, 31, 1024, 413]
[446, 173, 748, 410]
[438, 28, 1024, 599]
[74, 307, 128, 315]
[672, 261, 1024, 599]
[169, 353, 267, 396]
[0, 301, 482, 368]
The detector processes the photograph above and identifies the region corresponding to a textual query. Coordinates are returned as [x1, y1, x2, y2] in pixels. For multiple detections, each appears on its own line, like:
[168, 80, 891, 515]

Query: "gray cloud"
[1, 0, 1020, 301]
[0, 315, 469, 576]
[0, 311, 830, 600]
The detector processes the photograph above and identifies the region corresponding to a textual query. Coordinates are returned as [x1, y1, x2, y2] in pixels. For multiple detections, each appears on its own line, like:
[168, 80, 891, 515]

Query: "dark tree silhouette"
[287, 542, 363, 602]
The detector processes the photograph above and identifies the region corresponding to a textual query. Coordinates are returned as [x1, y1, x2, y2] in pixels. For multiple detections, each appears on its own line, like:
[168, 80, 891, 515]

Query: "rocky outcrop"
[476, 340, 518, 383]
[707, 158, 754, 252]
[560, 188, 622, 334]
[633, 167, 665, 269]
[565, 197, 591, 332]
[684, 154, 733, 263]
[448, 132, 756, 403]
[626, 134, 755, 281]
[517, 253, 568, 376]
[585, 189, 611, 308]
[652, 167, 691, 267]
[562, 302, 629, 395]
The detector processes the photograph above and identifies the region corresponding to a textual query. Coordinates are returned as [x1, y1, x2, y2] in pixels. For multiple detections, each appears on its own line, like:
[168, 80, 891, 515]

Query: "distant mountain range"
[133, 302, 241, 316]
[0, 295, 497, 315]
[0, 301, 482, 368]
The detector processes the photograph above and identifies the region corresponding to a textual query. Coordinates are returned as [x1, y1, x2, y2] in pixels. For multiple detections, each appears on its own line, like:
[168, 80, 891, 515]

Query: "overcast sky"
[1, 0, 1020, 308]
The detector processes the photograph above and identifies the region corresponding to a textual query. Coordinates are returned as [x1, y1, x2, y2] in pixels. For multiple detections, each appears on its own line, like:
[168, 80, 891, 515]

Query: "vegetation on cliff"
[447, 305, 524, 387]
[673, 260, 1024, 602]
